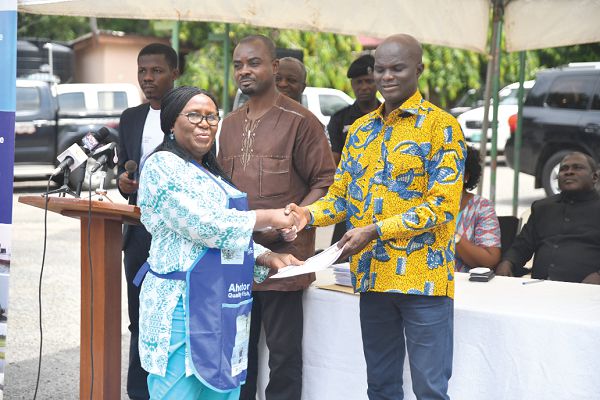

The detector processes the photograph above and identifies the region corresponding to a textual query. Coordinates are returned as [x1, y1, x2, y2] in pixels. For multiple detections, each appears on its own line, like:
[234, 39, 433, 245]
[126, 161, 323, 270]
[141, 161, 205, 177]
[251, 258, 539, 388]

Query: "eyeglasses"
[179, 112, 220, 126]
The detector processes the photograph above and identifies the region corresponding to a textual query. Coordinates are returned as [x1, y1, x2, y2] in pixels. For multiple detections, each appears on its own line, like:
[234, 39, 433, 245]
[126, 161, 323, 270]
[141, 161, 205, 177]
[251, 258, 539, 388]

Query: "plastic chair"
[498, 216, 519, 255]
[498, 215, 530, 277]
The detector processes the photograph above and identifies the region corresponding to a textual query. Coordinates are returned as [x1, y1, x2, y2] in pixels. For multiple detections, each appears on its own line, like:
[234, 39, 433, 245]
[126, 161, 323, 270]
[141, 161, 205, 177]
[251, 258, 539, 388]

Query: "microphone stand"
[93, 165, 113, 203]
[44, 167, 79, 198]
[74, 162, 88, 198]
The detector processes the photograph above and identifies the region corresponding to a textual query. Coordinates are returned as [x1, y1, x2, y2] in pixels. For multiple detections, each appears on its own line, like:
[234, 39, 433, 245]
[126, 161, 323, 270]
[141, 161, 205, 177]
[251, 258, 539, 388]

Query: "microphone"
[81, 127, 110, 154]
[51, 143, 89, 177]
[55, 128, 110, 178]
[74, 128, 112, 193]
[124, 160, 138, 180]
[90, 142, 118, 173]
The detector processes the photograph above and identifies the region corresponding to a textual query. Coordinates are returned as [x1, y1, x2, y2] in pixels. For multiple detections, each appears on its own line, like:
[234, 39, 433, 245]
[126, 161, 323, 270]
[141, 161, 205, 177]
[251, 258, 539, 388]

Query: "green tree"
[18, 14, 90, 41]
[536, 43, 600, 68]
[421, 45, 482, 109]
[178, 23, 361, 110]
[18, 14, 166, 41]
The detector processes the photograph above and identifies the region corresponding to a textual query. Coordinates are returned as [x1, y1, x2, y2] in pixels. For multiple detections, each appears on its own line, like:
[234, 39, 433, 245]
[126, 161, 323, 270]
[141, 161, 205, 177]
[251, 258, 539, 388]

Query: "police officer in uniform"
[327, 54, 380, 244]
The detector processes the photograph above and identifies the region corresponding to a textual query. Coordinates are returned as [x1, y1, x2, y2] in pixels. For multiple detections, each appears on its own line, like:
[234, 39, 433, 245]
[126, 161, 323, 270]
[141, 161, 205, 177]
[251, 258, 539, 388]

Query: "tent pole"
[477, 0, 503, 197]
[171, 20, 180, 54]
[172, 20, 180, 86]
[222, 23, 231, 114]
[208, 24, 232, 114]
[512, 51, 527, 217]
[489, 19, 503, 204]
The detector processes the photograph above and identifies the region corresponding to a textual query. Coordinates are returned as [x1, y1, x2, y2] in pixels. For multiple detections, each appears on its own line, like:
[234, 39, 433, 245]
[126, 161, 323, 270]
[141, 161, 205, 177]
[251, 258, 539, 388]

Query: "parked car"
[232, 86, 353, 126]
[505, 62, 600, 196]
[14, 80, 141, 189]
[457, 80, 534, 153]
[56, 83, 140, 116]
[448, 88, 483, 117]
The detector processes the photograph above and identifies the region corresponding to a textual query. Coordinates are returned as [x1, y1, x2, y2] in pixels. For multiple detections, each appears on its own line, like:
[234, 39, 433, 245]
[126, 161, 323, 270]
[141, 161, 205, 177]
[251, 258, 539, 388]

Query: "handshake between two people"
[254, 204, 380, 262]
[252, 203, 312, 243]
[252, 207, 305, 272]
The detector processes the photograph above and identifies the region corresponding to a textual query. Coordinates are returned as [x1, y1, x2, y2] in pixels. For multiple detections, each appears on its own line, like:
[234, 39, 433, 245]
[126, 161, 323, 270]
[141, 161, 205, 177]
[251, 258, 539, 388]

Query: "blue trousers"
[359, 292, 453, 400]
[147, 299, 241, 400]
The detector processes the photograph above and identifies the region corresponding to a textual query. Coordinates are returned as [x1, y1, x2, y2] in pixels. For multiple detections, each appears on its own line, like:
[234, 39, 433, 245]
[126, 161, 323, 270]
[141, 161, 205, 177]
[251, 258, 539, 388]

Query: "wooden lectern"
[19, 195, 140, 400]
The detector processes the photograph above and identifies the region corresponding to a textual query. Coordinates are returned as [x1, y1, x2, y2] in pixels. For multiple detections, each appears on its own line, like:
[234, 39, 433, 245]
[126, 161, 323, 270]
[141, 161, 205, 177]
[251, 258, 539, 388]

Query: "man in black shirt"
[496, 152, 600, 284]
[327, 54, 380, 245]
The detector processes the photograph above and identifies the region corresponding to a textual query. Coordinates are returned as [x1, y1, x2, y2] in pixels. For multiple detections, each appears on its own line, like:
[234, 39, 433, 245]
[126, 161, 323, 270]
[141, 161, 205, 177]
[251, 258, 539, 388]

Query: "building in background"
[17, 31, 180, 93]
[70, 31, 173, 89]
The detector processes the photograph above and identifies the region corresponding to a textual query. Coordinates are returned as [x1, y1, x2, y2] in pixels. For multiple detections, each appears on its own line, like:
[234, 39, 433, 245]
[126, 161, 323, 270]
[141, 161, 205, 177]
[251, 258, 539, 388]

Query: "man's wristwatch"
[454, 233, 462, 244]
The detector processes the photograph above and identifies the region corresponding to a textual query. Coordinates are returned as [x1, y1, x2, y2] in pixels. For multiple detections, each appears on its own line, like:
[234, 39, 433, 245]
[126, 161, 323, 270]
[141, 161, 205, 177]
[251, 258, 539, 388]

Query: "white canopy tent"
[16, 0, 600, 53]
[11, 0, 600, 210]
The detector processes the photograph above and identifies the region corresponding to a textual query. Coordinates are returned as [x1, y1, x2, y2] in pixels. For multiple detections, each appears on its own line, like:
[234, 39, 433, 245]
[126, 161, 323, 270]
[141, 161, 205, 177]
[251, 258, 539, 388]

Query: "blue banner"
[0, 2, 16, 223]
[0, 0, 16, 390]
[0, 111, 15, 224]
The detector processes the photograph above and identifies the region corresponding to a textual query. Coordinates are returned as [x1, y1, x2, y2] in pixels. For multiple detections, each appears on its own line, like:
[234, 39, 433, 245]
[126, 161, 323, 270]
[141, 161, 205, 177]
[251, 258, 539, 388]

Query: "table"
[257, 271, 600, 400]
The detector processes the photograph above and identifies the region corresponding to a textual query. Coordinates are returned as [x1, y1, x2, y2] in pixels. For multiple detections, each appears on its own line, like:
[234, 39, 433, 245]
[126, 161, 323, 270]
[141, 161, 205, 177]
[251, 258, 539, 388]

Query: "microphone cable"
[86, 173, 95, 400]
[32, 177, 52, 400]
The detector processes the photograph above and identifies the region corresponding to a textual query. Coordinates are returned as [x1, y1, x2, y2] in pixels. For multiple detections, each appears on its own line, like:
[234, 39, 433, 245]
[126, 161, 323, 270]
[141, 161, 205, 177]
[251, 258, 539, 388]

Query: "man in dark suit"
[496, 152, 600, 284]
[117, 43, 179, 400]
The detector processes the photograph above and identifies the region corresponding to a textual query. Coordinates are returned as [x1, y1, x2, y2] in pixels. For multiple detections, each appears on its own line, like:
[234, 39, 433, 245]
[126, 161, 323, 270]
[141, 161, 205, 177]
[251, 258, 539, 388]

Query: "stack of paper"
[271, 243, 346, 279]
[332, 262, 352, 287]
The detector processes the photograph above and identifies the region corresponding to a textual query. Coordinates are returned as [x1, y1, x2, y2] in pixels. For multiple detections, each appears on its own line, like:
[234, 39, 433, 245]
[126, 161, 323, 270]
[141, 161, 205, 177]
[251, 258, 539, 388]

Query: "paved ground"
[1, 161, 545, 399]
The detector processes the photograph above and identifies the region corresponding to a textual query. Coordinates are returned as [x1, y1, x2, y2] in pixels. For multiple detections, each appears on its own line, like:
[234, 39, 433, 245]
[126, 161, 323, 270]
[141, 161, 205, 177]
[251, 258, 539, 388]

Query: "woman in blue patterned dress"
[454, 146, 502, 272]
[136, 86, 301, 399]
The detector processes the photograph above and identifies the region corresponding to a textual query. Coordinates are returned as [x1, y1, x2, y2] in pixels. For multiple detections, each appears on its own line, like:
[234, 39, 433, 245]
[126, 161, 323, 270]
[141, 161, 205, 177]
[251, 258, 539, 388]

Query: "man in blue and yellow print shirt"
[288, 34, 465, 399]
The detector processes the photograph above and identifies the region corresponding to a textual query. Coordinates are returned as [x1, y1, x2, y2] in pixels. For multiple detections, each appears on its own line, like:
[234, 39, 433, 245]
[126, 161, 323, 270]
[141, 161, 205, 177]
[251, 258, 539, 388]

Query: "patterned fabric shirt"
[137, 151, 270, 377]
[307, 91, 465, 298]
[454, 194, 501, 272]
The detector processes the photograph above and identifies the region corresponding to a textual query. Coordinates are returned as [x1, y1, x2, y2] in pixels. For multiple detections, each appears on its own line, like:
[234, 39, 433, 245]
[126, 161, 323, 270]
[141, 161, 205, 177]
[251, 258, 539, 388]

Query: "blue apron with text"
[134, 164, 254, 393]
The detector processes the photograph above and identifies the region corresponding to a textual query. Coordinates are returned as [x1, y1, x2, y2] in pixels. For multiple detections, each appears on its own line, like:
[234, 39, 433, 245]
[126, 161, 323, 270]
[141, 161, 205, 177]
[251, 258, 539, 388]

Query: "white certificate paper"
[271, 242, 346, 279]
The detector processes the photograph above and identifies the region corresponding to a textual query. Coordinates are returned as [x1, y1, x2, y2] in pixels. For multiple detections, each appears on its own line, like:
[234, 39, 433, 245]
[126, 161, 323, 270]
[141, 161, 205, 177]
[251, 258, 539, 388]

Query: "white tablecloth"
[258, 272, 600, 400]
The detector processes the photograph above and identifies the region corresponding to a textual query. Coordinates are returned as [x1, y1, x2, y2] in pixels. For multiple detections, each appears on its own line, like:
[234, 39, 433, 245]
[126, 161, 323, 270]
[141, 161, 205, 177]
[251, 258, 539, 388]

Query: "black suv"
[505, 63, 600, 196]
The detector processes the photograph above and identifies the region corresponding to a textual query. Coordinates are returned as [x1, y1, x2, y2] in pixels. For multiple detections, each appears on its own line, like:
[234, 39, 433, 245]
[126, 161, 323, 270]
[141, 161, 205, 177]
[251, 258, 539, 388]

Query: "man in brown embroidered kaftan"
[218, 35, 336, 400]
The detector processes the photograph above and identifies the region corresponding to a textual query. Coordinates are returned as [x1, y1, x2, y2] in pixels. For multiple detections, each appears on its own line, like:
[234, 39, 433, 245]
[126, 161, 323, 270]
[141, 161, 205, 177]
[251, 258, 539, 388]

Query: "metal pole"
[89, 17, 99, 38]
[43, 42, 54, 81]
[489, 19, 503, 204]
[477, 0, 502, 196]
[172, 20, 180, 87]
[222, 23, 231, 114]
[512, 51, 527, 217]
